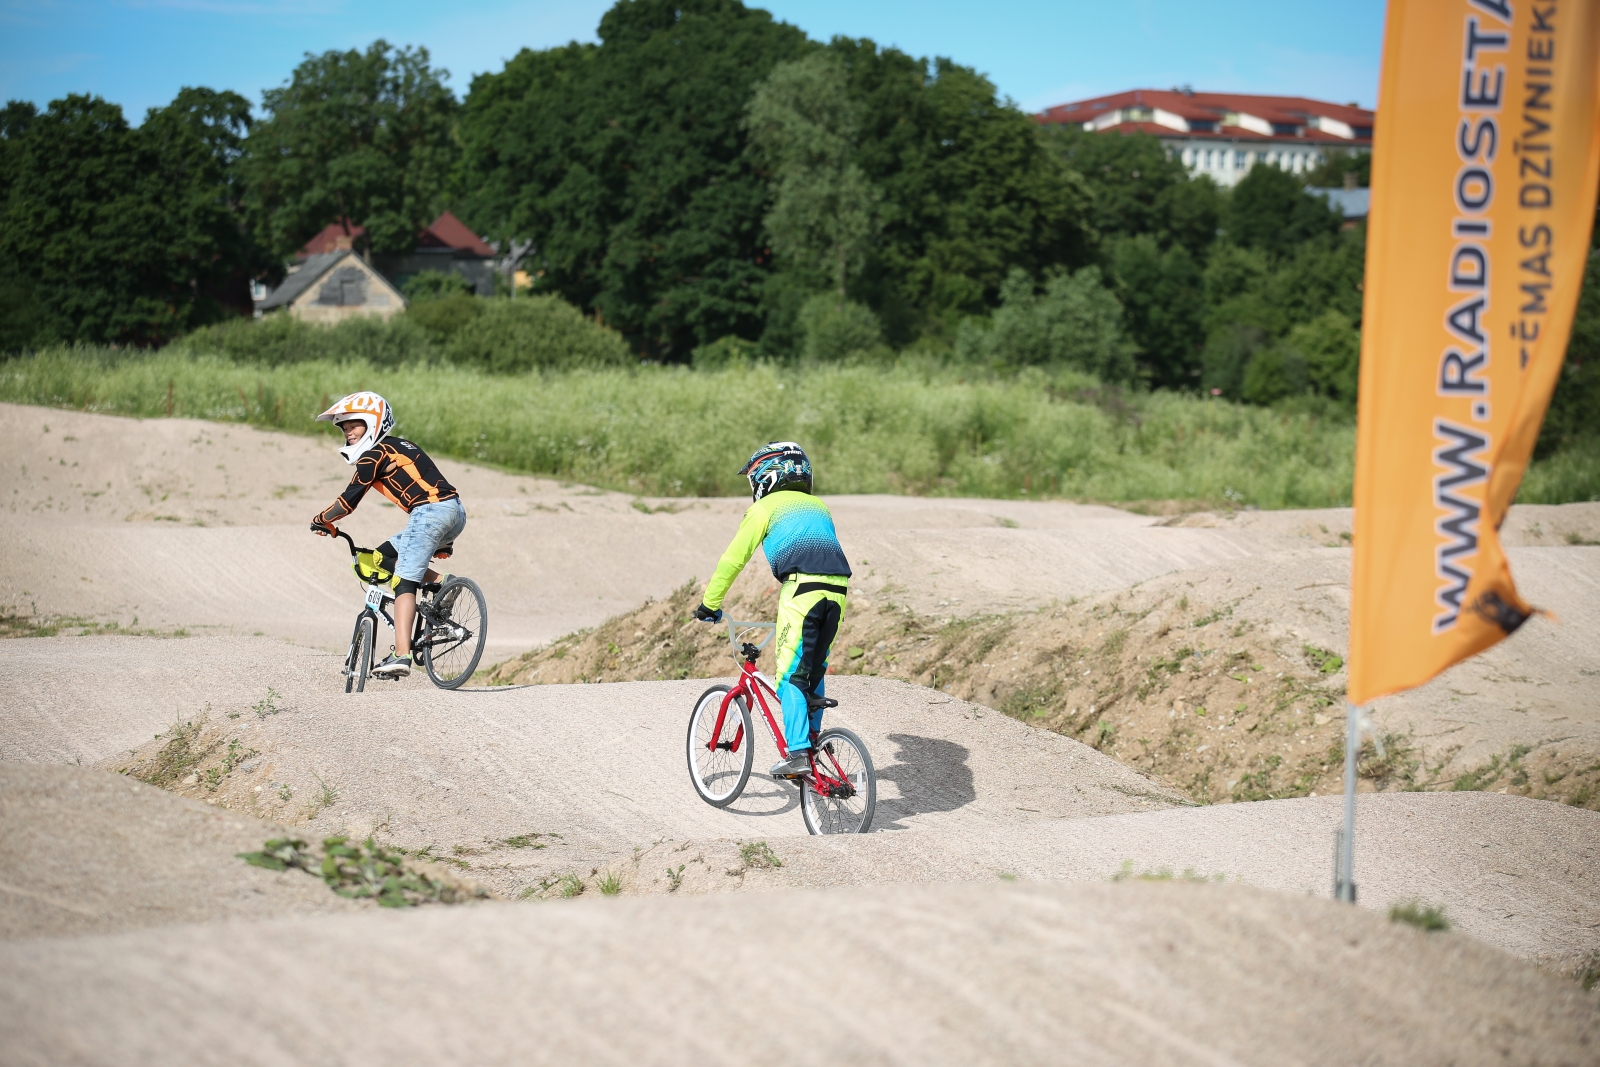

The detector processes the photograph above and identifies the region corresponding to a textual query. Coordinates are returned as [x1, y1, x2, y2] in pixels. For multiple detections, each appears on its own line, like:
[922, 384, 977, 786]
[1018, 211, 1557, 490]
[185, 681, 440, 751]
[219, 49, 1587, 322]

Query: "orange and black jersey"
[319, 438, 459, 523]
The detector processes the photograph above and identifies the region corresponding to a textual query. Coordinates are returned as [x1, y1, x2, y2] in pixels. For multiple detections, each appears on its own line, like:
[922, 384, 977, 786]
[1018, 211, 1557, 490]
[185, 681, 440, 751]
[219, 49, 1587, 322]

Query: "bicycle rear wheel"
[687, 684, 754, 807]
[423, 576, 487, 689]
[345, 613, 374, 694]
[801, 726, 876, 835]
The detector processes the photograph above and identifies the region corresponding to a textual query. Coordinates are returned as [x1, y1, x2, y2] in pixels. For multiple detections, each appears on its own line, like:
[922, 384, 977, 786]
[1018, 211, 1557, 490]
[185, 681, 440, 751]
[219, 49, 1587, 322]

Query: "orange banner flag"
[1349, 0, 1600, 706]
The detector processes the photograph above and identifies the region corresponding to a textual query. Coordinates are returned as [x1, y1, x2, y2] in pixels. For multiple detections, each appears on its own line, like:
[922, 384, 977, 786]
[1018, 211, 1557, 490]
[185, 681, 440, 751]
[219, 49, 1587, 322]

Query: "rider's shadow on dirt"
[871, 734, 975, 830]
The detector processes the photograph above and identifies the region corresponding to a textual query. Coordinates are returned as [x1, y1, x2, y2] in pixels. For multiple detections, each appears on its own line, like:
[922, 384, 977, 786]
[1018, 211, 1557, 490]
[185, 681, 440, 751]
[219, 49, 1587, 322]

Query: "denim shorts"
[392, 498, 467, 582]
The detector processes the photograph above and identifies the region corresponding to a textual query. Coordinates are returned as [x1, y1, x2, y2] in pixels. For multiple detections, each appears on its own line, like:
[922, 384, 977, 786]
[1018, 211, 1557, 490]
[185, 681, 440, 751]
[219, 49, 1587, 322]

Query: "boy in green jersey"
[695, 442, 851, 776]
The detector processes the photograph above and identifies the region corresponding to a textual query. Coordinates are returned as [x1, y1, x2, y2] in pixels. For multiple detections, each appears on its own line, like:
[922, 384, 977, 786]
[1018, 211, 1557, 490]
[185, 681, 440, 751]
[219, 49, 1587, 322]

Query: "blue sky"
[1, 1, 1386, 123]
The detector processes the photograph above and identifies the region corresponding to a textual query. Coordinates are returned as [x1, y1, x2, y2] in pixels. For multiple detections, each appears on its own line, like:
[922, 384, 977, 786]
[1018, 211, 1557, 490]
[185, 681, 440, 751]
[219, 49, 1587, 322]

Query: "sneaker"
[769, 750, 811, 777]
[371, 654, 412, 679]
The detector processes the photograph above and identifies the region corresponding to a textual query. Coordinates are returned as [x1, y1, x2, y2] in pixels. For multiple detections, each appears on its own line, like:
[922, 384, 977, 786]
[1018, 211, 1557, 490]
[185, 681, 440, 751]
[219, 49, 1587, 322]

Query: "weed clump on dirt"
[0, 610, 59, 638]
[738, 841, 783, 870]
[237, 836, 488, 907]
[1569, 951, 1600, 992]
[1111, 860, 1229, 883]
[1388, 900, 1451, 932]
[129, 718, 214, 788]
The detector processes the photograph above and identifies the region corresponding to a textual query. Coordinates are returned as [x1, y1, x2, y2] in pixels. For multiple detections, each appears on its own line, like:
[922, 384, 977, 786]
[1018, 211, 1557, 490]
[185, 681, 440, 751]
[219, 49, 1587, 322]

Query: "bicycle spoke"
[801, 728, 875, 834]
[687, 685, 753, 807]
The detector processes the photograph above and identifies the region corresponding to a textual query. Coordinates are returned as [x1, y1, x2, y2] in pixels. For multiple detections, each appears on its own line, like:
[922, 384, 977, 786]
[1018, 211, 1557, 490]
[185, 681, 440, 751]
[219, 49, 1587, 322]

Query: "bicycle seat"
[806, 695, 839, 712]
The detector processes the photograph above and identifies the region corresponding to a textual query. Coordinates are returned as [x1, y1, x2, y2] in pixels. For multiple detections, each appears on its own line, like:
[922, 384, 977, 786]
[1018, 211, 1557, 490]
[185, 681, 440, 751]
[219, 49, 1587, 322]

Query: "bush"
[1285, 310, 1360, 403]
[1201, 323, 1269, 399]
[799, 294, 883, 361]
[406, 293, 481, 340]
[168, 293, 632, 374]
[693, 335, 757, 370]
[956, 267, 1136, 382]
[1240, 345, 1308, 405]
[169, 313, 439, 368]
[442, 296, 633, 372]
[401, 271, 475, 303]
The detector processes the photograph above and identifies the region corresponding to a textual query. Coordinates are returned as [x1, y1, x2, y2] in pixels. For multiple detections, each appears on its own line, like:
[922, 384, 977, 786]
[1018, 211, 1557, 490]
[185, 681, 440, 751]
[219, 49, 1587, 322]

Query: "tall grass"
[0, 346, 1370, 506]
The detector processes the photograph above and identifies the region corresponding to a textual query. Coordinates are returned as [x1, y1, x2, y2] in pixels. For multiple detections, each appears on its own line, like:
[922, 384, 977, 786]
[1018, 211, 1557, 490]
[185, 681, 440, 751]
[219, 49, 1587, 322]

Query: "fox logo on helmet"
[740, 441, 811, 501]
[315, 391, 395, 465]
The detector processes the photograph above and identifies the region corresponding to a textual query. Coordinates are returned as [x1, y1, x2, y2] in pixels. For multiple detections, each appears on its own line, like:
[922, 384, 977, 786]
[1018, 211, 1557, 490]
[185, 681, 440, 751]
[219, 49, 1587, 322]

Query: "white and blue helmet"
[740, 441, 811, 501]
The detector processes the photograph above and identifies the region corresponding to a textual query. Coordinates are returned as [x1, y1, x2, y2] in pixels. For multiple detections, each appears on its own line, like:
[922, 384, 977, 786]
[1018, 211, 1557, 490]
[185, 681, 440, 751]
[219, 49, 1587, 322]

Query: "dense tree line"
[0, 0, 1593, 434]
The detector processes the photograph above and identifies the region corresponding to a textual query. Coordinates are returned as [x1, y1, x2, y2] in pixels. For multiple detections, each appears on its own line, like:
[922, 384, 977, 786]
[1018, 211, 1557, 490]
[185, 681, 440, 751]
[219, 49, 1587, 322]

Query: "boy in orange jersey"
[310, 391, 466, 678]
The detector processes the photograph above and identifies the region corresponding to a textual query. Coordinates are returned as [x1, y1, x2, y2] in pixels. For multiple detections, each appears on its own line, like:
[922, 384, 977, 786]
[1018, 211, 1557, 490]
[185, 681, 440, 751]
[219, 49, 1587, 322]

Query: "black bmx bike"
[326, 528, 488, 692]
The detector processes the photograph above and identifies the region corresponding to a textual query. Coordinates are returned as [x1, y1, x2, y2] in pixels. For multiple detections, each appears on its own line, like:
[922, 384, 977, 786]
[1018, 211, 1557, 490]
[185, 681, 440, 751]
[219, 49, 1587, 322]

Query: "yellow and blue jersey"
[703, 490, 851, 610]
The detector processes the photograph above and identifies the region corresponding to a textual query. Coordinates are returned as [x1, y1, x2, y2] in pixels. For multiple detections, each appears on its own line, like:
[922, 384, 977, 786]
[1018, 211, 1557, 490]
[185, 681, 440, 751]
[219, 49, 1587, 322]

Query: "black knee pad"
[395, 578, 420, 596]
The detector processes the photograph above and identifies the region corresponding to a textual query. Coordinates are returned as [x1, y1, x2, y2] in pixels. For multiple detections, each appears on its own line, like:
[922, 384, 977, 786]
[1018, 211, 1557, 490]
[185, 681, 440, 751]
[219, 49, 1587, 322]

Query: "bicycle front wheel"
[801, 727, 876, 835]
[345, 613, 374, 694]
[687, 684, 754, 807]
[423, 576, 487, 689]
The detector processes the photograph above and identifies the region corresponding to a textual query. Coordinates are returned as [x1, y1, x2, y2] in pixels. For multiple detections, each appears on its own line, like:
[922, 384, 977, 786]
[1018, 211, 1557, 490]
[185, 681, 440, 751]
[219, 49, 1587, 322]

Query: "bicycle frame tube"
[713, 659, 789, 758]
[709, 660, 855, 797]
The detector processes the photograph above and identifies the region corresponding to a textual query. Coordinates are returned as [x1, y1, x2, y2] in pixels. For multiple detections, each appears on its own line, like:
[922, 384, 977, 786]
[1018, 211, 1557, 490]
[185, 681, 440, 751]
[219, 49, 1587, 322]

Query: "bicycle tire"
[345, 613, 374, 694]
[801, 726, 876, 835]
[687, 684, 754, 807]
[423, 576, 487, 689]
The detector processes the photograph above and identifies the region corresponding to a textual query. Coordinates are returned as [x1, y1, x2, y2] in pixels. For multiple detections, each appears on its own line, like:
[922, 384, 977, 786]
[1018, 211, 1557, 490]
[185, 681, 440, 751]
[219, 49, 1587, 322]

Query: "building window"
[1235, 150, 1246, 169]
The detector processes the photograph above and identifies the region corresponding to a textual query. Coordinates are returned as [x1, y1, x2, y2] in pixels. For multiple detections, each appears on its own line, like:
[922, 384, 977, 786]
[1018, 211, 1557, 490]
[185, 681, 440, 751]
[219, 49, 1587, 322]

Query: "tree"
[139, 87, 270, 320]
[243, 41, 458, 258]
[746, 53, 880, 301]
[1040, 125, 1222, 261]
[1224, 162, 1342, 258]
[955, 266, 1136, 381]
[0, 89, 267, 348]
[835, 40, 1095, 341]
[457, 0, 807, 359]
[1109, 234, 1204, 388]
[0, 101, 41, 349]
[1304, 151, 1370, 188]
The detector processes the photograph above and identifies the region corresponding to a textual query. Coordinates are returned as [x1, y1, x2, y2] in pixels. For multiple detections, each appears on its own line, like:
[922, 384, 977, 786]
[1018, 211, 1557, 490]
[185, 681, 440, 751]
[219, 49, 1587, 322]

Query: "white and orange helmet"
[315, 391, 393, 464]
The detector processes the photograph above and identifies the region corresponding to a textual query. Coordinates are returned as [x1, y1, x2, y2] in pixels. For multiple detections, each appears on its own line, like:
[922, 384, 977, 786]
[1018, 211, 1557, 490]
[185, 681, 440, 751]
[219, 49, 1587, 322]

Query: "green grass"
[5, 345, 1591, 505]
[1388, 900, 1450, 932]
[738, 840, 783, 870]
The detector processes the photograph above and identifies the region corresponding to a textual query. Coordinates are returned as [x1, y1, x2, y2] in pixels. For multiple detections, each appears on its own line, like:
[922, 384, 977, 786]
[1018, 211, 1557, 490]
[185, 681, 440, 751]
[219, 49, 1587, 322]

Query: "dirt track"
[6, 879, 1598, 1067]
[3, 403, 1599, 1061]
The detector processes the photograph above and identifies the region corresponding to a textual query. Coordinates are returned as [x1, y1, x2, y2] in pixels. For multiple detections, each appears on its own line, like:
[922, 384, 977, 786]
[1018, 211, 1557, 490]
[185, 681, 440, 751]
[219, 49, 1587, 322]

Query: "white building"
[1037, 89, 1373, 188]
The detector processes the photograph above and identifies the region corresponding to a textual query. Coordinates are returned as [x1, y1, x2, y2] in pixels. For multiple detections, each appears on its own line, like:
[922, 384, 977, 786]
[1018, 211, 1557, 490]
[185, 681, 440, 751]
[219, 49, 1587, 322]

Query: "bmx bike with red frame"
[686, 619, 876, 835]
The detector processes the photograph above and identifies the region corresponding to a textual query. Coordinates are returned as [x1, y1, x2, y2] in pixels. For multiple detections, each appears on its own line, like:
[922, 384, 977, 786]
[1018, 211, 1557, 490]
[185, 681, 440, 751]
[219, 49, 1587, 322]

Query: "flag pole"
[1334, 701, 1359, 903]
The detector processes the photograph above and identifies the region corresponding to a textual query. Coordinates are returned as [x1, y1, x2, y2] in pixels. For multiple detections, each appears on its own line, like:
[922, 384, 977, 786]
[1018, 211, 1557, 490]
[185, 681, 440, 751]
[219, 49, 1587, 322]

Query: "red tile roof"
[418, 211, 495, 256]
[1038, 89, 1374, 142]
[1089, 121, 1368, 143]
[299, 220, 366, 257]
[296, 211, 494, 260]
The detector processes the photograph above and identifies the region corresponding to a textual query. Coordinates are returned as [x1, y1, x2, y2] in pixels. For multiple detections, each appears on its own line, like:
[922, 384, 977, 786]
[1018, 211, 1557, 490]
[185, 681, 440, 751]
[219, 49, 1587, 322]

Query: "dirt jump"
[3, 403, 1598, 1062]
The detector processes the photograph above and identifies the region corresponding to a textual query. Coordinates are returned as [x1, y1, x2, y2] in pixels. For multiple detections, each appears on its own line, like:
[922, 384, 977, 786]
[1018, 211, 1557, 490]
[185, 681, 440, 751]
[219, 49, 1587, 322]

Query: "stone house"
[256, 248, 406, 322]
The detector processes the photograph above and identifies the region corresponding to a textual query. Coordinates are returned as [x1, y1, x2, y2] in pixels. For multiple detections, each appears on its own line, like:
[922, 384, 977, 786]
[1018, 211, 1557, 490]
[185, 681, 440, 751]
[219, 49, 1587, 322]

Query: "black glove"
[693, 603, 723, 623]
[310, 517, 336, 537]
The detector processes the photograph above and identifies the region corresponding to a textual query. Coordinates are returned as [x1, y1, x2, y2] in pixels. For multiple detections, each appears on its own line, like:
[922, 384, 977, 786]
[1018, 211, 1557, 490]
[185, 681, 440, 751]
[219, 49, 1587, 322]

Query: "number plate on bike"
[365, 585, 387, 609]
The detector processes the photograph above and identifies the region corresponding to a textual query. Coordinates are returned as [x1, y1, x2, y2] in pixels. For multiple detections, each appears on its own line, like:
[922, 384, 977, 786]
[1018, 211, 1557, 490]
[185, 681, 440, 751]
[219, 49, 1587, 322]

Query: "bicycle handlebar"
[321, 526, 364, 557]
[725, 618, 776, 653]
